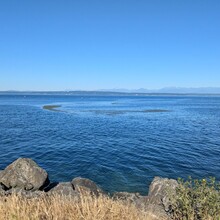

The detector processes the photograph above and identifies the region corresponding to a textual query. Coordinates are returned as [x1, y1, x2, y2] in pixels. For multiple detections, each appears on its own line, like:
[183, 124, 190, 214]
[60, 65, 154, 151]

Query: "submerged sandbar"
[43, 105, 62, 112]
[90, 109, 170, 115]
[142, 109, 170, 113]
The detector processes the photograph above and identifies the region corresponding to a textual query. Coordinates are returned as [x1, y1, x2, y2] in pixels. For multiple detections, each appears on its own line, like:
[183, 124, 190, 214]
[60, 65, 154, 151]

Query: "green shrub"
[170, 177, 220, 220]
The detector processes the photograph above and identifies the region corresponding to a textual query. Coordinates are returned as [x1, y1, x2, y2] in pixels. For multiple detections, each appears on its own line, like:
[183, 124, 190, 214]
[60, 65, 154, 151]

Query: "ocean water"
[0, 94, 220, 194]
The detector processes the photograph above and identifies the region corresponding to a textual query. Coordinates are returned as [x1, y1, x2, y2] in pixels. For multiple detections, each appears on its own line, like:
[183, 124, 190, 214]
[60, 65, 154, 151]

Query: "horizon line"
[1, 89, 220, 95]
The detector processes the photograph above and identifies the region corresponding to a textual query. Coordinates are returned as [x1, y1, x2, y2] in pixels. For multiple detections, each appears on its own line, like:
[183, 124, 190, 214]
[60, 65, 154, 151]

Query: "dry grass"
[0, 194, 149, 220]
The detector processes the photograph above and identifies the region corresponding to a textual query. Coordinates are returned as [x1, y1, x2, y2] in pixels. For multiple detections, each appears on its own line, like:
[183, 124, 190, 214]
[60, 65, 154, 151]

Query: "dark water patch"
[142, 109, 170, 113]
[43, 105, 62, 112]
[91, 110, 124, 115]
[88, 109, 170, 115]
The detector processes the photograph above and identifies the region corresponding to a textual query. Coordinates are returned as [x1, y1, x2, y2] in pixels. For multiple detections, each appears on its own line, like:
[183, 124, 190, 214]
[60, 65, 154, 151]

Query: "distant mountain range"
[99, 87, 220, 94]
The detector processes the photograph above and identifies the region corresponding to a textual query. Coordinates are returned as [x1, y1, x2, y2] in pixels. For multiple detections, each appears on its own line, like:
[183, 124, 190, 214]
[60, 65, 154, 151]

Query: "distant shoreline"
[1, 91, 220, 96]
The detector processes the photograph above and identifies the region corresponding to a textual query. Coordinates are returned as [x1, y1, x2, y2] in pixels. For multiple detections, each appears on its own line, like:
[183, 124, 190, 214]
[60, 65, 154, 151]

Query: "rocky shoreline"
[0, 158, 178, 220]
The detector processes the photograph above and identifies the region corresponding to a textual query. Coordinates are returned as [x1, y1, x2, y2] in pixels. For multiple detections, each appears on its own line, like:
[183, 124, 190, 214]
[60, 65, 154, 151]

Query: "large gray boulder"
[148, 177, 178, 212]
[113, 177, 178, 220]
[113, 191, 170, 220]
[71, 177, 105, 196]
[0, 158, 49, 191]
[48, 182, 79, 198]
[123, 177, 178, 220]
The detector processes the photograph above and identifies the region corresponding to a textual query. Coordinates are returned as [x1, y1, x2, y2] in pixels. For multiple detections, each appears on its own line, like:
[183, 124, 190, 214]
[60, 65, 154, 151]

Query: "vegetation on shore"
[170, 177, 220, 220]
[1, 177, 220, 220]
[0, 194, 147, 220]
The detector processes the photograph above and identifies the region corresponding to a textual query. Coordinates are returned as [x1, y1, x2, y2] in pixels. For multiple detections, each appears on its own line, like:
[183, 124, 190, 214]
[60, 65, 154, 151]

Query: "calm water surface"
[0, 94, 220, 194]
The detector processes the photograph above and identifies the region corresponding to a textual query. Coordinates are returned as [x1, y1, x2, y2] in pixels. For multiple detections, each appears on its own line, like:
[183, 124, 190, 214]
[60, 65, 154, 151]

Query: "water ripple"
[0, 95, 220, 194]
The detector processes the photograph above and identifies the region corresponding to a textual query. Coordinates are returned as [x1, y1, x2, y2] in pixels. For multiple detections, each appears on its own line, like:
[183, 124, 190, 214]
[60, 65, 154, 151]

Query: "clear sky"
[0, 0, 220, 91]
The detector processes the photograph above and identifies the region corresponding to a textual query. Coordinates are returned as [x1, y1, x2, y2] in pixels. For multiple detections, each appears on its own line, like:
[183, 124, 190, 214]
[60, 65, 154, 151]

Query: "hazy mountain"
[99, 87, 220, 94]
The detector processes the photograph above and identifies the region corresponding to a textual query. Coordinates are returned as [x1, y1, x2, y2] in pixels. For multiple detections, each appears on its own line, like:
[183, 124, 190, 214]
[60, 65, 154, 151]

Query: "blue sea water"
[0, 94, 220, 194]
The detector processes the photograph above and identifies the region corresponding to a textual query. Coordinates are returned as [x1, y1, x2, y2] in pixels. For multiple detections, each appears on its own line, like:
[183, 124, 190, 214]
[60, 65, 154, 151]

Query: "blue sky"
[0, 0, 220, 91]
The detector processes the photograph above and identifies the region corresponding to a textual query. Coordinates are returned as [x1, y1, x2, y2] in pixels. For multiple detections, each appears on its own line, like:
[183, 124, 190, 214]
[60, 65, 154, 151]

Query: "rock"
[145, 204, 170, 220]
[71, 177, 105, 196]
[0, 183, 7, 196]
[122, 177, 178, 220]
[113, 192, 148, 210]
[0, 171, 3, 181]
[2, 188, 46, 199]
[148, 177, 178, 212]
[113, 191, 141, 201]
[48, 182, 79, 198]
[113, 191, 170, 219]
[5, 188, 46, 198]
[0, 158, 49, 191]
